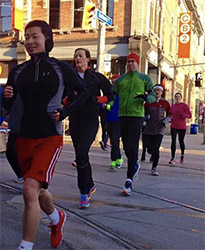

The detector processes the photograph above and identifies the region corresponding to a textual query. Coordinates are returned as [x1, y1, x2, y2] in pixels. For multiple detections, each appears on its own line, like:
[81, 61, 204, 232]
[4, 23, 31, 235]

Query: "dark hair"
[73, 48, 91, 67]
[25, 20, 54, 53]
[174, 92, 182, 98]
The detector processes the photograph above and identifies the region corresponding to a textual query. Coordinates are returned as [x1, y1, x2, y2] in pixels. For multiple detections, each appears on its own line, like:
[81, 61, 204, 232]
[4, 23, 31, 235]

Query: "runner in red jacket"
[169, 92, 192, 165]
[143, 84, 171, 176]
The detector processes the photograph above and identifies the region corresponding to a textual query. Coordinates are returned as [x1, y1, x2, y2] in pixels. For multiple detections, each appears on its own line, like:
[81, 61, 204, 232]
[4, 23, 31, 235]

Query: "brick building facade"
[0, 0, 204, 127]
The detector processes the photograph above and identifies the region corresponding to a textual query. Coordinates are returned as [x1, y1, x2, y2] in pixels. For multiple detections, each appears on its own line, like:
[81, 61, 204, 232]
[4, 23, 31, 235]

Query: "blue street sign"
[96, 9, 112, 26]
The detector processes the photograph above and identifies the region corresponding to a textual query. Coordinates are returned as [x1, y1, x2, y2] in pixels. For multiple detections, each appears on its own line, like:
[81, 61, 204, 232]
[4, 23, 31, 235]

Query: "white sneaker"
[122, 179, 132, 196]
[151, 168, 159, 176]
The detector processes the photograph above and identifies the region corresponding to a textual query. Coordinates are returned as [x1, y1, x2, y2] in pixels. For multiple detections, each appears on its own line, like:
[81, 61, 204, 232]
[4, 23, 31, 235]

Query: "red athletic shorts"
[16, 135, 63, 188]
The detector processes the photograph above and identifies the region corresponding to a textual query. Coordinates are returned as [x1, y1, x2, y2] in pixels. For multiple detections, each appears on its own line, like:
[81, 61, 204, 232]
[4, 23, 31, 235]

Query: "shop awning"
[50, 43, 129, 60]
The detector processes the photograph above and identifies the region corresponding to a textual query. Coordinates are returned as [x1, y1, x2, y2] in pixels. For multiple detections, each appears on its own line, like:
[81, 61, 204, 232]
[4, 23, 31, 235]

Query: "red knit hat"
[111, 74, 120, 80]
[127, 53, 140, 65]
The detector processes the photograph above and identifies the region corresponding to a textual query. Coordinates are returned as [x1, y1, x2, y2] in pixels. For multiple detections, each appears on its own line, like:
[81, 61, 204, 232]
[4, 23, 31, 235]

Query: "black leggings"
[70, 116, 99, 194]
[147, 134, 163, 169]
[171, 128, 186, 159]
[107, 121, 121, 161]
[120, 117, 144, 180]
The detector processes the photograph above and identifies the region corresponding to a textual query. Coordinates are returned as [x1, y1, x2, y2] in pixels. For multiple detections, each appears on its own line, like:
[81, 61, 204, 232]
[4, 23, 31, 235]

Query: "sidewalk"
[0, 132, 204, 250]
[161, 133, 205, 152]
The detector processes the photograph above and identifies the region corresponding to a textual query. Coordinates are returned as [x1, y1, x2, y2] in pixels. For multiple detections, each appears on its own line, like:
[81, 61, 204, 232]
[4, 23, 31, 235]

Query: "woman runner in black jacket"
[66, 48, 113, 208]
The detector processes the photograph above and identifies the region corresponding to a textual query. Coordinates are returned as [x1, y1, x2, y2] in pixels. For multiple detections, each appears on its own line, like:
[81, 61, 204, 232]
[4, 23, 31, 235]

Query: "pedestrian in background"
[3, 84, 24, 184]
[143, 84, 171, 176]
[67, 48, 113, 208]
[140, 115, 149, 162]
[112, 52, 155, 195]
[104, 74, 123, 170]
[0, 85, 6, 125]
[169, 92, 192, 165]
[6, 125, 24, 184]
[3, 20, 89, 250]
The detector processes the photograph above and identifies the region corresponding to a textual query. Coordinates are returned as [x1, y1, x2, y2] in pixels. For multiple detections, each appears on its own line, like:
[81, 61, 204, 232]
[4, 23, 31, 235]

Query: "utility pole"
[157, 0, 163, 85]
[97, 0, 106, 73]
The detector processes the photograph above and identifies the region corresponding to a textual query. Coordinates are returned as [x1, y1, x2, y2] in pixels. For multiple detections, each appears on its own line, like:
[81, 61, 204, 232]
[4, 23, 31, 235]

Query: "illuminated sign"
[12, 0, 24, 31]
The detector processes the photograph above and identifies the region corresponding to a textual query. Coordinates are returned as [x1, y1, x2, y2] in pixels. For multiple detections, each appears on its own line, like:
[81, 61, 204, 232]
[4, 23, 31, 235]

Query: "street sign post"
[96, 9, 112, 26]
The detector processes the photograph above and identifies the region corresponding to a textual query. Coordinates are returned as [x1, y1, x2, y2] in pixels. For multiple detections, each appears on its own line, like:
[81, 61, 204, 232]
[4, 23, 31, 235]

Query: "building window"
[0, 0, 12, 32]
[74, 0, 84, 28]
[149, 0, 154, 31]
[49, 0, 60, 29]
[150, 0, 158, 34]
[106, 0, 114, 19]
[155, 0, 160, 35]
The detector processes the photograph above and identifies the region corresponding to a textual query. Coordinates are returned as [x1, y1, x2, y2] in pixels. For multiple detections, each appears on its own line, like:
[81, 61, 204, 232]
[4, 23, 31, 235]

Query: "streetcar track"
[1, 143, 204, 249]
[60, 160, 205, 174]
[3, 164, 203, 215]
[60, 151, 205, 173]
[1, 174, 204, 250]
[1, 166, 204, 215]
[1, 180, 204, 250]
[53, 171, 205, 214]
[0, 182, 139, 250]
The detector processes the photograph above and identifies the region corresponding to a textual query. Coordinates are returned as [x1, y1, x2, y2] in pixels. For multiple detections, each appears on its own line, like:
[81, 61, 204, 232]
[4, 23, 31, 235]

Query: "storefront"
[0, 47, 17, 86]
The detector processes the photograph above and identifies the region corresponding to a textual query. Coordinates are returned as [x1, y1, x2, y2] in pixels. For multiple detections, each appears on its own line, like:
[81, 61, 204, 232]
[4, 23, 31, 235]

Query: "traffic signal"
[82, 0, 95, 30]
[195, 72, 202, 87]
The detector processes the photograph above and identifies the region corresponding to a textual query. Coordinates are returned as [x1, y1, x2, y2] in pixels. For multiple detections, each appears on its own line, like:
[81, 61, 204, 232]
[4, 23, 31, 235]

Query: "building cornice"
[184, 0, 204, 36]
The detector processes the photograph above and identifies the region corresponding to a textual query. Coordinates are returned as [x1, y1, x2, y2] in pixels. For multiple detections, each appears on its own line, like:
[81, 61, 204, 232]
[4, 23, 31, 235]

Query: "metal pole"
[157, 0, 162, 85]
[97, 0, 106, 73]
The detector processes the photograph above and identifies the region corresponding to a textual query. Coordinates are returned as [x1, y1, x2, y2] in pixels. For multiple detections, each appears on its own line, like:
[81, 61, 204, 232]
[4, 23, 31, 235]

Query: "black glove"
[135, 94, 148, 101]
[56, 108, 68, 121]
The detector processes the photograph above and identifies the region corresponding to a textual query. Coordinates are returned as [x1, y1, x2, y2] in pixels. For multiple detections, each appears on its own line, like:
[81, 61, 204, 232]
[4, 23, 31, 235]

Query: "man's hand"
[4, 86, 14, 98]
[53, 110, 60, 122]
[101, 103, 106, 109]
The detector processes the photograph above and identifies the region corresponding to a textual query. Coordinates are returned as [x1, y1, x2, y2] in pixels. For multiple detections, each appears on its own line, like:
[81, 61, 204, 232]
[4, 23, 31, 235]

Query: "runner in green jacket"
[112, 52, 156, 196]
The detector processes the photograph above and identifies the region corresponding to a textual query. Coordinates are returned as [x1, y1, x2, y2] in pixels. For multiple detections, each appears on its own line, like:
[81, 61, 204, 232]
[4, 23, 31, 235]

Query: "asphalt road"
[0, 134, 205, 250]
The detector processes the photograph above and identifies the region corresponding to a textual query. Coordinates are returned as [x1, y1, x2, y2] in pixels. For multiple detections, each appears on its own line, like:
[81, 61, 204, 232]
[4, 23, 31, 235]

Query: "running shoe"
[49, 210, 66, 248]
[122, 179, 132, 196]
[79, 194, 90, 209]
[116, 158, 123, 168]
[88, 186, 96, 200]
[110, 161, 116, 170]
[133, 163, 140, 181]
[180, 155, 184, 164]
[169, 159, 176, 165]
[151, 168, 159, 176]
[15, 177, 24, 184]
[71, 160, 77, 167]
